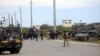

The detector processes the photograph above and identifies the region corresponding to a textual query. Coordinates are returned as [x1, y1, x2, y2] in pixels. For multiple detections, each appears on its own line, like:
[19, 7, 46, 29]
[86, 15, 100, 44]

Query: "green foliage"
[40, 24, 53, 29]
[56, 25, 64, 32]
[40, 24, 72, 33]
[22, 27, 29, 33]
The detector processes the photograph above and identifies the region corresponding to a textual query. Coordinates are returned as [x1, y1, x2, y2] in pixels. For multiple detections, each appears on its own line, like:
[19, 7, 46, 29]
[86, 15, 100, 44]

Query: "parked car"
[88, 30, 100, 38]
[75, 31, 89, 41]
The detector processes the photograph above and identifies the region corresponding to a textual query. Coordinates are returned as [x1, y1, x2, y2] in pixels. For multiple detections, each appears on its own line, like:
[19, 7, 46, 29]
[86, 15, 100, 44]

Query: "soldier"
[46, 31, 50, 40]
[33, 29, 38, 41]
[50, 30, 55, 39]
[72, 31, 75, 40]
[29, 28, 34, 40]
[63, 30, 69, 47]
[40, 30, 44, 40]
[0, 28, 4, 39]
[55, 31, 59, 39]
[68, 31, 72, 39]
[23, 32, 28, 40]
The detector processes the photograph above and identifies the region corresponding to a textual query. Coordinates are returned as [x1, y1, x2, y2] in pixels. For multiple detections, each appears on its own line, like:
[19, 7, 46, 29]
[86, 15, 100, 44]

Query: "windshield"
[0, 27, 21, 39]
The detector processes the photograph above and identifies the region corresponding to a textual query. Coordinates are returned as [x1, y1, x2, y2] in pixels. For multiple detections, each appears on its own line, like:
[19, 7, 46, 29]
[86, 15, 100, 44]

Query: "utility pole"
[14, 11, 17, 26]
[30, 0, 33, 28]
[11, 15, 13, 27]
[80, 20, 82, 23]
[20, 6, 22, 33]
[53, 0, 56, 32]
[8, 13, 10, 27]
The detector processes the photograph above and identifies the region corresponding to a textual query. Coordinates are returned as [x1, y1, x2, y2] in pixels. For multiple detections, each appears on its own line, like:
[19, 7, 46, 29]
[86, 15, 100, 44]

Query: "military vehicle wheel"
[10, 49, 20, 54]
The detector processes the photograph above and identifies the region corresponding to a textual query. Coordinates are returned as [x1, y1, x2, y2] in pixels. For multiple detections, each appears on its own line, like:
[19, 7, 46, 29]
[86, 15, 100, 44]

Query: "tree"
[40, 24, 53, 30]
[56, 25, 64, 32]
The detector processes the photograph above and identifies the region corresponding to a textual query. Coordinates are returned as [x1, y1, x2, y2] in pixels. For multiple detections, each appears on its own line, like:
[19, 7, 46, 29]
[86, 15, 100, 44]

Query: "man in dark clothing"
[22, 31, 24, 40]
[48, 30, 55, 40]
[33, 31, 38, 41]
[55, 31, 59, 39]
[50, 31, 55, 39]
[29, 28, 35, 40]
[40, 30, 44, 40]
[23, 32, 28, 40]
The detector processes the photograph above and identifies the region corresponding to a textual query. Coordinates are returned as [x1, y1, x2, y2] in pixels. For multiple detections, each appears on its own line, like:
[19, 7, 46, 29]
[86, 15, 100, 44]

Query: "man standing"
[55, 31, 58, 39]
[29, 28, 33, 40]
[50, 30, 55, 39]
[33, 29, 38, 41]
[63, 30, 69, 47]
[40, 30, 44, 40]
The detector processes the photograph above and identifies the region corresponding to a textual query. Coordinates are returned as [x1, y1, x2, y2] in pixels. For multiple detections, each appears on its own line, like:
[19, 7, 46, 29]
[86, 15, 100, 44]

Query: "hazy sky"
[0, 0, 100, 27]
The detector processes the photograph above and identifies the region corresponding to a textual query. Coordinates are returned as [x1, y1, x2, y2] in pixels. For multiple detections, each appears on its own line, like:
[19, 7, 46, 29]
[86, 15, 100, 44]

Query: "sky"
[0, 0, 100, 27]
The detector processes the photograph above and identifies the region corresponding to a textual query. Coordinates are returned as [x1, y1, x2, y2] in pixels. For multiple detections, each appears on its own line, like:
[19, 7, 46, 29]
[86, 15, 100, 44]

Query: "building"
[33, 25, 40, 30]
[62, 20, 73, 28]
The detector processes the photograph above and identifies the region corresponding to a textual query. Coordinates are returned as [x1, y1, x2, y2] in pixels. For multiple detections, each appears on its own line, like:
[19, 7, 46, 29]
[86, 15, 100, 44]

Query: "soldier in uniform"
[49, 30, 55, 40]
[55, 31, 59, 39]
[63, 30, 69, 47]
[40, 30, 44, 40]
[0, 27, 4, 39]
[29, 28, 34, 40]
[33, 29, 38, 41]
[23, 31, 28, 40]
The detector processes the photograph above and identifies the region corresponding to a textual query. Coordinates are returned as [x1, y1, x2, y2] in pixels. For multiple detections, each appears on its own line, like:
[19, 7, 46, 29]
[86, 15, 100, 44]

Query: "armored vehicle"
[0, 27, 22, 54]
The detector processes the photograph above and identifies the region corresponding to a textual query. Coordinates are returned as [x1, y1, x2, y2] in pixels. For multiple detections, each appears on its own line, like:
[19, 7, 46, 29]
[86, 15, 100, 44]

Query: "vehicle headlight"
[1, 40, 8, 43]
[16, 39, 21, 43]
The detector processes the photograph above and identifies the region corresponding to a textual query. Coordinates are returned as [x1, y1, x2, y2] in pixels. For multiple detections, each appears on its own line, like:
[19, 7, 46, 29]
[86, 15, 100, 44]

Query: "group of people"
[23, 29, 71, 39]
[23, 29, 72, 39]
[47, 30, 59, 40]
[22, 28, 74, 47]
[23, 28, 38, 41]
[22, 29, 59, 41]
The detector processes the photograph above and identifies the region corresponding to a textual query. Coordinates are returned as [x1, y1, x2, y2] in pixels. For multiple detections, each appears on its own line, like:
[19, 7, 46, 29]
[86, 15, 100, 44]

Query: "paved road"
[1, 38, 100, 56]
